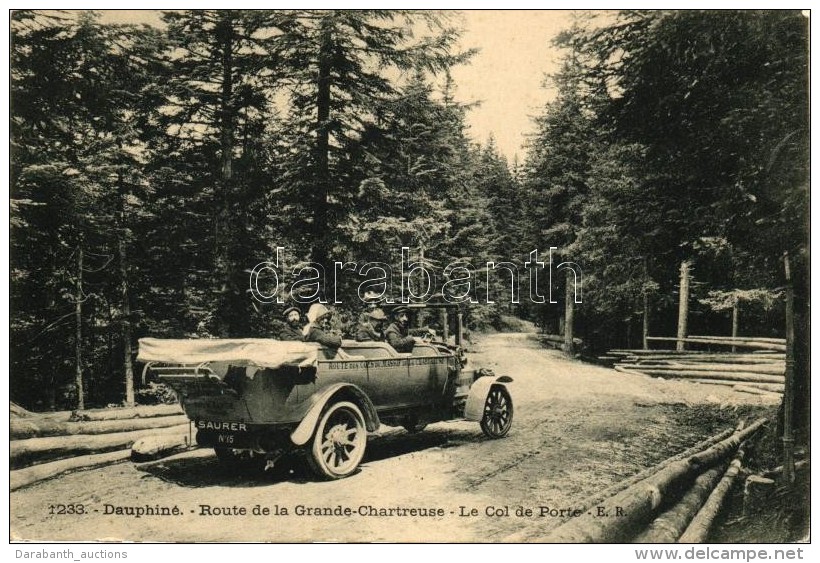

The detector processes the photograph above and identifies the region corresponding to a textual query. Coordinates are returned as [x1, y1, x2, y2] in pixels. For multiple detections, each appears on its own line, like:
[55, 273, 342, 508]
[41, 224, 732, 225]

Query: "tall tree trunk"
[781, 252, 795, 483]
[642, 291, 650, 351]
[118, 172, 135, 406]
[676, 260, 690, 351]
[75, 245, 85, 411]
[564, 269, 575, 357]
[215, 12, 235, 335]
[46, 250, 58, 410]
[119, 237, 134, 406]
[313, 19, 333, 295]
[731, 300, 739, 353]
[642, 257, 650, 350]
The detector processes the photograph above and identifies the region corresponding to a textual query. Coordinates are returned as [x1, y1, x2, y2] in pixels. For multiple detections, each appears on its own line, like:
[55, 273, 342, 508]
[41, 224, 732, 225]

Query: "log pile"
[603, 339, 785, 396]
[537, 334, 583, 351]
[10, 402, 192, 491]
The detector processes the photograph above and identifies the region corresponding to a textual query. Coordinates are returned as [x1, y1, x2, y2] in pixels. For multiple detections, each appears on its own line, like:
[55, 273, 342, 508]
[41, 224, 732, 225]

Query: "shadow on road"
[135, 424, 487, 488]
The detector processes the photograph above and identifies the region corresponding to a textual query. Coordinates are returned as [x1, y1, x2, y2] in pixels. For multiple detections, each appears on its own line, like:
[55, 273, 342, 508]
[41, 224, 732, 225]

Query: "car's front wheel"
[307, 401, 367, 479]
[480, 385, 513, 438]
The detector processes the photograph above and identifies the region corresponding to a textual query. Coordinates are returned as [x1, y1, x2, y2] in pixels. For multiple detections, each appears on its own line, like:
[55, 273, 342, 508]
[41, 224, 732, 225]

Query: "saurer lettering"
[196, 421, 248, 432]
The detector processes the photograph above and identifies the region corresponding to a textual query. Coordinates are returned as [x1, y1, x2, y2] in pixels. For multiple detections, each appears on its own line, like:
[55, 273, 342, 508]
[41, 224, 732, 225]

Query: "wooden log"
[10, 423, 191, 469]
[610, 349, 782, 356]
[617, 368, 784, 384]
[646, 337, 785, 352]
[679, 454, 745, 543]
[543, 418, 766, 543]
[544, 457, 700, 542]
[10, 449, 131, 492]
[667, 364, 784, 372]
[617, 363, 784, 375]
[571, 427, 736, 517]
[633, 463, 727, 542]
[613, 365, 652, 377]
[688, 418, 767, 469]
[11, 414, 189, 440]
[732, 385, 781, 397]
[539, 334, 583, 345]
[632, 356, 784, 364]
[695, 382, 781, 397]
[688, 335, 785, 345]
[738, 382, 784, 393]
[11, 402, 35, 418]
[69, 404, 182, 421]
[131, 433, 193, 462]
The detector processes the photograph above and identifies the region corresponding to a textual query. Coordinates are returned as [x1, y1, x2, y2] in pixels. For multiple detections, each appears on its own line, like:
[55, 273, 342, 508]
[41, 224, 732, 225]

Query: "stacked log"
[543, 418, 767, 543]
[678, 451, 746, 543]
[606, 343, 785, 396]
[538, 334, 583, 350]
[9, 403, 191, 491]
[646, 336, 786, 352]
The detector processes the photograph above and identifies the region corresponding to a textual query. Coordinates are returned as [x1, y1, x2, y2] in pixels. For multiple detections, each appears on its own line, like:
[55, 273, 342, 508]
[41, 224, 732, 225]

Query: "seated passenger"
[278, 306, 305, 341]
[303, 303, 342, 349]
[356, 308, 387, 342]
[383, 306, 417, 353]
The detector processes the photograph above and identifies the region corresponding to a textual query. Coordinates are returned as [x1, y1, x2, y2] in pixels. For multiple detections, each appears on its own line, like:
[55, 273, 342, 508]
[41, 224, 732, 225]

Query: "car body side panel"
[180, 366, 315, 425]
[158, 343, 465, 430]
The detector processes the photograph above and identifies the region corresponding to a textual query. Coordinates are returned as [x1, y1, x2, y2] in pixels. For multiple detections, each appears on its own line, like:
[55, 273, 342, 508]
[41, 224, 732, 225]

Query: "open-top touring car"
[138, 303, 513, 479]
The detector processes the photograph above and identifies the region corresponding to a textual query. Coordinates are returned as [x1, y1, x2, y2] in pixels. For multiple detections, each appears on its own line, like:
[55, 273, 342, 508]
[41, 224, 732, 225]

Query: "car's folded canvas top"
[137, 338, 322, 369]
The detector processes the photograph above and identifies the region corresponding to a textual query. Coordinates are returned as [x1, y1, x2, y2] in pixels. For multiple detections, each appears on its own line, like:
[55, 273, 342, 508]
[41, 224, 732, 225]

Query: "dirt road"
[10, 333, 777, 542]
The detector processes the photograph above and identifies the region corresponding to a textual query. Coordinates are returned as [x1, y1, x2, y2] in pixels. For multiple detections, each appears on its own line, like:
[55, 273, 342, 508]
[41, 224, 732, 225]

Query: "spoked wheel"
[480, 385, 513, 438]
[307, 401, 367, 480]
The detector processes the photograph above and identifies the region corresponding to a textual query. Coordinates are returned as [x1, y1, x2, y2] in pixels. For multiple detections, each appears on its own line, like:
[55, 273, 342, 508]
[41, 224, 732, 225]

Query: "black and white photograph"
[7, 8, 810, 549]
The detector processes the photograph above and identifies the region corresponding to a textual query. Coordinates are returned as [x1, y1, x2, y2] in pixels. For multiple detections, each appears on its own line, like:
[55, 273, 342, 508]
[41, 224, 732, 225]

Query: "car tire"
[480, 385, 513, 438]
[307, 401, 367, 480]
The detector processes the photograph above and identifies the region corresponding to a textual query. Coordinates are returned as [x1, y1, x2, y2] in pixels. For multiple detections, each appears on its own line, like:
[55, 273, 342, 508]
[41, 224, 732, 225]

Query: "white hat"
[307, 303, 331, 324]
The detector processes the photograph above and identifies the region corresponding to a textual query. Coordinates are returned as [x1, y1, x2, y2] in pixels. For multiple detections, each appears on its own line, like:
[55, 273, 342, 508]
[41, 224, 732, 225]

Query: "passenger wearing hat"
[357, 289, 383, 324]
[302, 303, 342, 349]
[383, 305, 416, 353]
[356, 307, 387, 342]
[278, 306, 305, 341]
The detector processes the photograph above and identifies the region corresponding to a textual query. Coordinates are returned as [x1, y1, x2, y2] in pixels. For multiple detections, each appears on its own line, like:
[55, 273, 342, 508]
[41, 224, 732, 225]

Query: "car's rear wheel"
[307, 401, 367, 479]
[480, 385, 513, 438]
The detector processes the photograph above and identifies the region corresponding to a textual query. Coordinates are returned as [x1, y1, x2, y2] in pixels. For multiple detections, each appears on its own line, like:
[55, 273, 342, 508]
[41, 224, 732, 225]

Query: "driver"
[356, 308, 387, 342]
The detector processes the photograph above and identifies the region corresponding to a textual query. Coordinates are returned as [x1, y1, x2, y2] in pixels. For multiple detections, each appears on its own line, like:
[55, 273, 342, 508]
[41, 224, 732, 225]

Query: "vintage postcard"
[7, 8, 810, 552]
